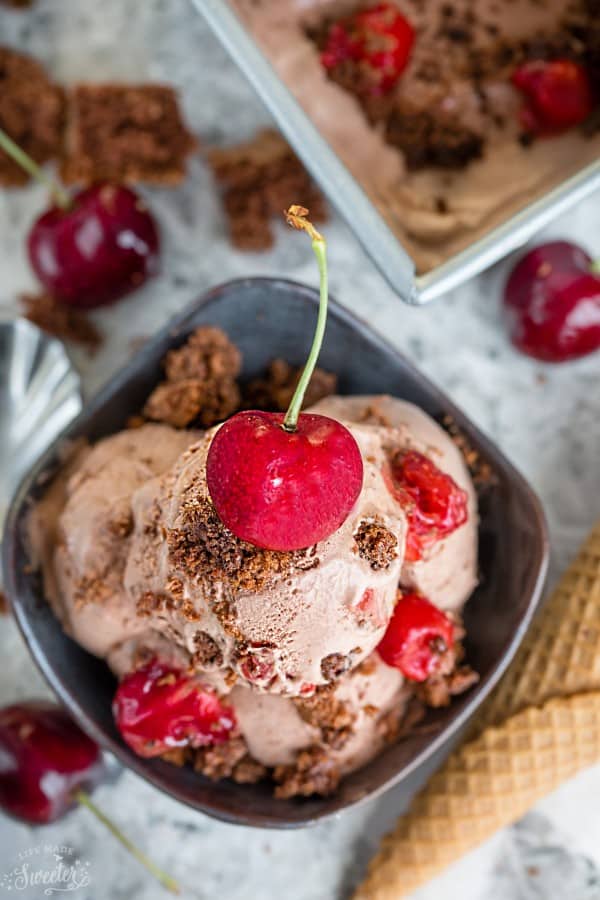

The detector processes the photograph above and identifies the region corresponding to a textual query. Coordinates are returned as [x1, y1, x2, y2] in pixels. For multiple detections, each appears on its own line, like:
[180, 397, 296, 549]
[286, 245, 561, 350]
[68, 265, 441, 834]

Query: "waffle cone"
[354, 523, 600, 900]
[354, 692, 600, 900]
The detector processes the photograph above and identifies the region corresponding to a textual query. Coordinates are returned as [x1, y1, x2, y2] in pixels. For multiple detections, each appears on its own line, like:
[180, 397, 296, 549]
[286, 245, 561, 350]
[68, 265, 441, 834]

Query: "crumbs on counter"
[21, 292, 103, 350]
[61, 84, 197, 185]
[0, 590, 9, 615]
[0, 47, 64, 186]
[208, 129, 328, 251]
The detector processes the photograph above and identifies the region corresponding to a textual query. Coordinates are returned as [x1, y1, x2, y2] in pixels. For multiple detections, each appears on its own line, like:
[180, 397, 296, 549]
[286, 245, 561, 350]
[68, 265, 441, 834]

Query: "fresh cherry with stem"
[0, 701, 179, 894]
[207, 205, 364, 552]
[503, 240, 600, 363]
[0, 127, 159, 309]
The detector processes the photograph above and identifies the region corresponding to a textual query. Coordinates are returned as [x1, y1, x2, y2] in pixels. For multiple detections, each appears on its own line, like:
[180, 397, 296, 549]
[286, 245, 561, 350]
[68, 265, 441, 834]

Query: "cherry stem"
[283, 205, 328, 432]
[0, 127, 71, 210]
[590, 259, 600, 274]
[74, 790, 180, 895]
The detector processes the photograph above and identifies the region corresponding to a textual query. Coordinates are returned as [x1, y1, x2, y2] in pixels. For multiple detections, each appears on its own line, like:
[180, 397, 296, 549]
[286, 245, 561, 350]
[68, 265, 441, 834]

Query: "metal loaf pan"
[197, 0, 600, 305]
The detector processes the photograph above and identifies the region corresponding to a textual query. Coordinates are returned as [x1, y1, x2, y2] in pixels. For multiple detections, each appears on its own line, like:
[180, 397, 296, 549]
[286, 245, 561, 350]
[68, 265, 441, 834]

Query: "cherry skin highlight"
[0, 701, 104, 825]
[206, 410, 364, 551]
[28, 183, 159, 308]
[321, 1, 415, 95]
[113, 660, 236, 758]
[377, 592, 455, 682]
[512, 59, 594, 135]
[504, 240, 600, 363]
[385, 449, 468, 562]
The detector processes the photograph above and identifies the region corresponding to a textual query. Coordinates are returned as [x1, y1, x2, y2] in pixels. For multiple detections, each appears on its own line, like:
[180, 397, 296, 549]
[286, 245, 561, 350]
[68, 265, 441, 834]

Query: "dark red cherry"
[28, 183, 159, 309]
[504, 240, 600, 362]
[0, 701, 104, 825]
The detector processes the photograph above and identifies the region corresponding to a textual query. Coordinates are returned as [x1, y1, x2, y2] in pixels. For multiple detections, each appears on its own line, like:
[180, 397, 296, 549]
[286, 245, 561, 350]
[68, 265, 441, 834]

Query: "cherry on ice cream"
[512, 59, 594, 135]
[504, 240, 600, 362]
[321, 2, 415, 95]
[377, 592, 455, 681]
[113, 659, 236, 758]
[207, 206, 363, 551]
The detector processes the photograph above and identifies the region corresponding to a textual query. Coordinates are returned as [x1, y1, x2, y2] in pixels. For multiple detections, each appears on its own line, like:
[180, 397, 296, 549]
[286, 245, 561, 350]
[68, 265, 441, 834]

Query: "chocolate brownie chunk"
[208, 129, 327, 251]
[386, 101, 484, 170]
[244, 358, 337, 412]
[61, 84, 196, 185]
[354, 518, 398, 570]
[21, 292, 103, 350]
[273, 746, 340, 798]
[0, 47, 64, 186]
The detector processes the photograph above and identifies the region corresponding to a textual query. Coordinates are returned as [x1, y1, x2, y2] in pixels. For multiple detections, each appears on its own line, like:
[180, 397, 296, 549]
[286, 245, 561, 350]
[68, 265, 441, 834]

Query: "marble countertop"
[1, 1, 600, 898]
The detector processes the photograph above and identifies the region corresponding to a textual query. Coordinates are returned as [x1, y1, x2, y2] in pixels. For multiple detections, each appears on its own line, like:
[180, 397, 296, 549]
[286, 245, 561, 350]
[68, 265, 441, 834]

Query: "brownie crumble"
[192, 631, 224, 670]
[0, 47, 64, 186]
[295, 686, 356, 750]
[243, 358, 337, 413]
[386, 102, 484, 171]
[143, 326, 241, 429]
[0, 590, 9, 616]
[61, 84, 197, 185]
[21, 292, 103, 350]
[273, 746, 341, 799]
[208, 129, 327, 251]
[354, 518, 398, 570]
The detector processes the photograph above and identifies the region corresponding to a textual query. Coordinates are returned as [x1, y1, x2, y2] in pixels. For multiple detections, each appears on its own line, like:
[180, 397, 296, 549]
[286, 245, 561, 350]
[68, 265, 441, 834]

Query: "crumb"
[320, 651, 357, 684]
[440, 414, 496, 490]
[61, 84, 196, 185]
[208, 129, 327, 251]
[21, 292, 103, 350]
[386, 101, 484, 170]
[295, 686, 356, 749]
[194, 736, 247, 780]
[0, 590, 9, 615]
[0, 47, 64, 186]
[191, 631, 224, 670]
[243, 358, 337, 412]
[354, 518, 398, 570]
[143, 326, 241, 428]
[273, 746, 340, 798]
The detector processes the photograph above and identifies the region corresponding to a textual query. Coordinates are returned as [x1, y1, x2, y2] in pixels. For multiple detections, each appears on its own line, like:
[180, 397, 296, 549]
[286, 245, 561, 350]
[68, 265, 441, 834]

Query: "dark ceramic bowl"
[3, 278, 548, 828]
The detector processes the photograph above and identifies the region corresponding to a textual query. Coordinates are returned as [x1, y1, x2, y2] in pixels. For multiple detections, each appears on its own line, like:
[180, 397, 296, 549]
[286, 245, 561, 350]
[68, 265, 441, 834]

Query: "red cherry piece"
[113, 660, 236, 759]
[504, 240, 600, 362]
[206, 410, 364, 551]
[239, 647, 276, 687]
[28, 183, 159, 309]
[377, 592, 455, 681]
[385, 449, 468, 562]
[512, 59, 594, 135]
[321, 2, 415, 95]
[0, 702, 104, 824]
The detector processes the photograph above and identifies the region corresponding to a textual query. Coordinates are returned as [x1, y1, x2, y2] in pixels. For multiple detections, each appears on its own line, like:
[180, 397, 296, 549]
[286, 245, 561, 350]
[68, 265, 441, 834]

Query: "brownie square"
[61, 84, 197, 185]
[0, 47, 64, 186]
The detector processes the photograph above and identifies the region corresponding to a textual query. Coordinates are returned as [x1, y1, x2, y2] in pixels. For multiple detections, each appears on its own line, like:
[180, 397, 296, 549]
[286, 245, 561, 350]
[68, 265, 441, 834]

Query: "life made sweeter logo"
[0, 845, 92, 895]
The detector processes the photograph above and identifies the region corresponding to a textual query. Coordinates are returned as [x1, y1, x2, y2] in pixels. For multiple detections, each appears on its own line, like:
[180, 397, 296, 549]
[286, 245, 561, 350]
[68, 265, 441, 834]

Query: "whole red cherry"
[28, 183, 159, 308]
[512, 59, 594, 135]
[206, 206, 364, 552]
[504, 240, 600, 362]
[377, 592, 455, 681]
[321, 2, 415, 95]
[207, 410, 364, 551]
[0, 701, 104, 824]
[113, 660, 236, 758]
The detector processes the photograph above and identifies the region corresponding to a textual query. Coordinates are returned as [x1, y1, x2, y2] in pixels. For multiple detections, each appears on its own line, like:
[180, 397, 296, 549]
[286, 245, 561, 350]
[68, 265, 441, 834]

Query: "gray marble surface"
[1, 1, 600, 898]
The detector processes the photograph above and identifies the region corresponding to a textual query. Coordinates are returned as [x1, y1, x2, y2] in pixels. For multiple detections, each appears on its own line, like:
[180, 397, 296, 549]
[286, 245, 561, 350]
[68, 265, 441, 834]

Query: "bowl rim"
[3, 276, 550, 828]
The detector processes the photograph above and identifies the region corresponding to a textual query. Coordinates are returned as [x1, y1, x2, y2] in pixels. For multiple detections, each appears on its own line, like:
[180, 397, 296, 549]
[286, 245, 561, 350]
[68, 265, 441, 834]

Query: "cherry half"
[207, 206, 364, 551]
[512, 59, 594, 135]
[385, 449, 468, 562]
[0, 701, 179, 893]
[321, 2, 415, 96]
[377, 592, 455, 681]
[113, 660, 236, 758]
[504, 240, 600, 363]
[0, 126, 159, 309]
